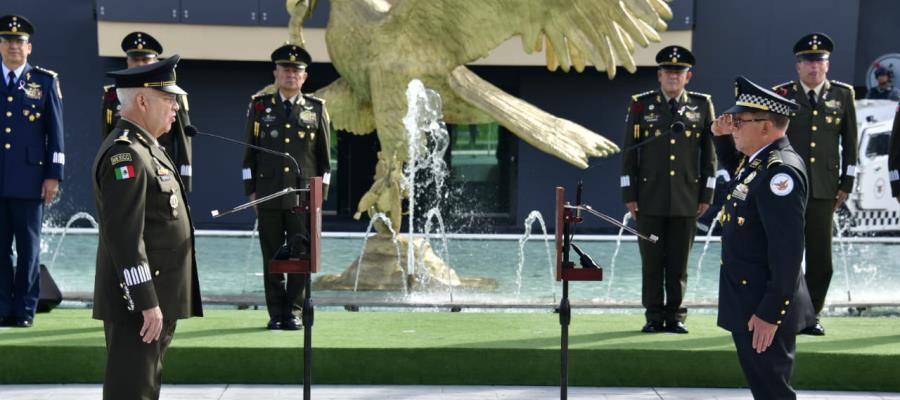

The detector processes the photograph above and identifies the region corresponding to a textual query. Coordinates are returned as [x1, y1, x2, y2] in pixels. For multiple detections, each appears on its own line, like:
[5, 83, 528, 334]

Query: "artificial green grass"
[1, 309, 899, 391]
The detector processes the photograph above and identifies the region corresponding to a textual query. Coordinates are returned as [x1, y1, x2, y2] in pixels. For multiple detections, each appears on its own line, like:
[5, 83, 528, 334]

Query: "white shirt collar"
[661, 89, 685, 103]
[799, 80, 826, 98]
[2, 63, 27, 85]
[279, 91, 301, 104]
[120, 117, 160, 147]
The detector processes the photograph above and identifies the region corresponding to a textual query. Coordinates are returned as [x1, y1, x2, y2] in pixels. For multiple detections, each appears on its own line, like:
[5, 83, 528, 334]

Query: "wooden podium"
[268, 176, 323, 274]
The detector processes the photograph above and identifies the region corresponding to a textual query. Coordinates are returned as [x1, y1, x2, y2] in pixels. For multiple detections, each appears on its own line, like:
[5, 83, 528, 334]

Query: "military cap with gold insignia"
[107, 54, 187, 95]
[0, 15, 34, 41]
[725, 76, 798, 117]
[271, 44, 311, 69]
[656, 45, 694, 71]
[121, 31, 163, 59]
[793, 32, 833, 61]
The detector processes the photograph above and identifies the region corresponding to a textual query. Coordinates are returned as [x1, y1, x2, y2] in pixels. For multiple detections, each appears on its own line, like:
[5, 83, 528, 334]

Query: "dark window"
[865, 130, 890, 157]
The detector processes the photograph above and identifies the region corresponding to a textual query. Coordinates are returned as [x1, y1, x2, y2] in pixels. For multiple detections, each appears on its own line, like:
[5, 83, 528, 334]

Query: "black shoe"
[13, 319, 33, 328]
[666, 321, 689, 334]
[800, 319, 825, 336]
[266, 319, 283, 330]
[282, 316, 303, 331]
[641, 321, 665, 333]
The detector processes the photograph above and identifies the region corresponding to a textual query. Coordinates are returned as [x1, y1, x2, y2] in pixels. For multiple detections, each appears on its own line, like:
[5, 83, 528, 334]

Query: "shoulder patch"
[32, 66, 58, 78]
[109, 152, 133, 166]
[770, 173, 794, 196]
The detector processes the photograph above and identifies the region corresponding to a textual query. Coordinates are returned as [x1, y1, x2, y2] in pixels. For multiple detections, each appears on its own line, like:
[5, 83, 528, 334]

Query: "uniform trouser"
[103, 317, 177, 400]
[636, 214, 696, 323]
[0, 197, 42, 321]
[731, 330, 798, 400]
[804, 198, 834, 314]
[258, 209, 309, 321]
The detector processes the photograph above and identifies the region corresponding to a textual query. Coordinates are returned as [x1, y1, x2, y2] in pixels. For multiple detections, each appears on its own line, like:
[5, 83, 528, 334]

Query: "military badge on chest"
[24, 82, 42, 100]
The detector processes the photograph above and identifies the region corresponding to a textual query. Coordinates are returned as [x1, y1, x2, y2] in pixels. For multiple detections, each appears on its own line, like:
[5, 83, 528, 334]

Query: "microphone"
[184, 125, 303, 179]
[185, 125, 306, 218]
[570, 243, 601, 269]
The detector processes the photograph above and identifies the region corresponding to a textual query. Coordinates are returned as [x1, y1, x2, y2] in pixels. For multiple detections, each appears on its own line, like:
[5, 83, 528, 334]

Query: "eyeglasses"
[732, 118, 769, 128]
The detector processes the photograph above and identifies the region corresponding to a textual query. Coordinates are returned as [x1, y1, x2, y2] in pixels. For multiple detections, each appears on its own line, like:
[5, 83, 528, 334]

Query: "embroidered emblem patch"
[115, 164, 135, 180]
[110, 153, 132, 165]
[770, 173, 794, 196]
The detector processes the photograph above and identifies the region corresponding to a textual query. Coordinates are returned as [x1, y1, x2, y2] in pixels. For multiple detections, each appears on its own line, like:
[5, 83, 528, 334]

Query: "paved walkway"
[1, 385, 898, 399]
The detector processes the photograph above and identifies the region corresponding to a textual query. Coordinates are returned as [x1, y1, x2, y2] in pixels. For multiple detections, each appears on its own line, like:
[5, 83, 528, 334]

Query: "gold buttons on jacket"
[670, 139, 676, 144]
[785, 300, 791, 305]
[813, 110, 818, 116]
[810, 157, 816, 163]
[284, 138, 290, 144]
[737, 217, 745, 226]
[670, 155, 675, 160]
[670, 170, 675, 176]
[4, 127, 9, 133]
[6, 96, 12, 102]
[780, 310, 786, 315]
[4, 143, 9, 149]
[811, 142, 816, 148]
[726, 194, 732, 200]
[299, 131, 306, 139]
[155, 270, 160, 276]
[812, 125, 818, 131]
[4, 111, 10, 117]
[283, 166, 290, 173]
[776, 320, 782, 325]
[741, 279, 748, 285]
[285, 123, 292, 129]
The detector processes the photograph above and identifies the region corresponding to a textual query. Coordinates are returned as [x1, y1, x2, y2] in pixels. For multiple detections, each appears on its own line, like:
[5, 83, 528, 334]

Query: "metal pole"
[302, 274, 314, 400]
[560, 280, 570, 400]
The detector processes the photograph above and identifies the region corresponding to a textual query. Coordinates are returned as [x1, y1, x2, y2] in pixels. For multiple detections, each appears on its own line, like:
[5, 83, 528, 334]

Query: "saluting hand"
[140, 306, 164, 343]
[748, 314, 778, 353]
[711, 114, 735, 136]
[41, 179, 60, 207]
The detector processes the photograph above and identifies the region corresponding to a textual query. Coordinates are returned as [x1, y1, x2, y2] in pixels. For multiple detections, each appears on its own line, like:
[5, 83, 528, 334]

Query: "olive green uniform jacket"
[621, 89, 718, 216]
[242, 92, 331, 208]
[92, 119, 203, 321]
[774, 80, 858, 199]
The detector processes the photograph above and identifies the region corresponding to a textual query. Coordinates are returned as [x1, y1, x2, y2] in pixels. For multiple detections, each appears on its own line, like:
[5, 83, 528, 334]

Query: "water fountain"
[604, 212, 633, 301]
[515, 211, 556, 300]
[48, 212, 99, 270]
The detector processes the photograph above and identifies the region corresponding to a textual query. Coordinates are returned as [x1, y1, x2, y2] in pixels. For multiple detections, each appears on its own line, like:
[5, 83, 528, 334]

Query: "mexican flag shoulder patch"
[114, 164, 136, 181]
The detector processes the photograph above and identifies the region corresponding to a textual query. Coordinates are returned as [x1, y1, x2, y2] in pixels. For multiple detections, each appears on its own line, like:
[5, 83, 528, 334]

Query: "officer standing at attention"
[92, 55, 202, 400]
[773, 33, 857, 336]
[621, 45, 717, 334]
[0, 15, 64, 328]
[243, 44, 330, 330]
[101, 32, 195, 192]
[866, 67, 900, 101]
[712, 76, 816, 400]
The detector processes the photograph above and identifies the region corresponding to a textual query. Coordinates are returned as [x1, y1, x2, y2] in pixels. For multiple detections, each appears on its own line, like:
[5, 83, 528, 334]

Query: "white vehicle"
[844, 99, 900, 233]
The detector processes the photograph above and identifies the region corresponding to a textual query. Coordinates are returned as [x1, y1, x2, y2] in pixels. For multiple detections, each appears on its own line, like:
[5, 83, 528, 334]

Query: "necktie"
[668, 98, 677, 115]
[808, 89, 817, 108]
[284, 99, 293, 116]
[6, 71, 15, 92]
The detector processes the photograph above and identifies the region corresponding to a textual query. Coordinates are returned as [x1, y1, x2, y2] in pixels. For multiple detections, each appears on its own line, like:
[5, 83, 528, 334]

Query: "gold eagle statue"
[286, 0, 673, 231]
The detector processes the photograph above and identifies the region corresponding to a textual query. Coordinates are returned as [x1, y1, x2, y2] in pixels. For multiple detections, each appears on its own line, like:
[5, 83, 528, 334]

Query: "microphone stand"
[190, 127, 316, 400]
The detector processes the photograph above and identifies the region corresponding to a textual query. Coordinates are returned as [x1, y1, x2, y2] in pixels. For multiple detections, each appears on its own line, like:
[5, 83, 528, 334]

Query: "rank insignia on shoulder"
[115, 130, 132, 144]
[114, 164, 136, 181]
[109, 153, 133, 165]
[770, 173, 794, 196]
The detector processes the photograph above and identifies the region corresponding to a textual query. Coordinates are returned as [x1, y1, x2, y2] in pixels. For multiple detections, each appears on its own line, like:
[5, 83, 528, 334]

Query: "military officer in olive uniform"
[0, 15, 64, 328]
[621, 46, 717, 334]
[101, 32, 194, 192]
[92, 55, 202, 400]
[773, 33, 857, 336]
[712, 76, 815, 400]
[243, 44, 330, 331]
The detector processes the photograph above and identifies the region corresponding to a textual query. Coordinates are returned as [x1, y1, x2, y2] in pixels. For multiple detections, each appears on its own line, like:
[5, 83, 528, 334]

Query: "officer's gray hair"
[116, 88, 142, 108]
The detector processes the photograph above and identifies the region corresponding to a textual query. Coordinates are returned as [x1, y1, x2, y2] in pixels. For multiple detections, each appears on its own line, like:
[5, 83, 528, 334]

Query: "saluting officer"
[92, 55, 202, 400]
[773, 33, 857, 336]
[712, 76, 816, 400]
[243, 44, 330, 331]
[0, 15, 64, 328]
[101, 32, 195, 192]
[621, 45, 717, 334]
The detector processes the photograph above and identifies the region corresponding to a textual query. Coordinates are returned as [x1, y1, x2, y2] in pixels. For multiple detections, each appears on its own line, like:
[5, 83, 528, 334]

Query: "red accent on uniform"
[631, 101, 644, 113]
[255, 101, 264, 111]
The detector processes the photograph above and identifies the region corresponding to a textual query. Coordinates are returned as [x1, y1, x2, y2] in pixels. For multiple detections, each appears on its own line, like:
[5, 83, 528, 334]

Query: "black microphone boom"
[184, 125, 303, 178]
